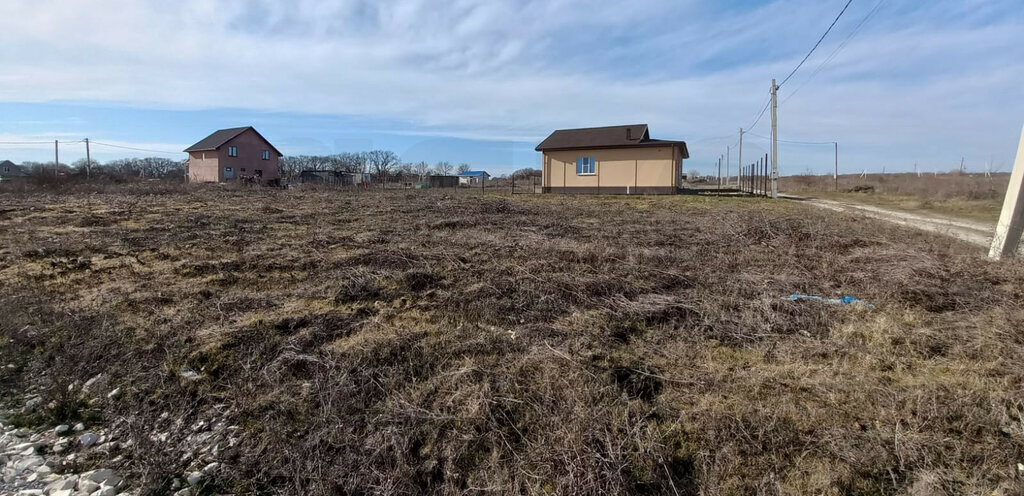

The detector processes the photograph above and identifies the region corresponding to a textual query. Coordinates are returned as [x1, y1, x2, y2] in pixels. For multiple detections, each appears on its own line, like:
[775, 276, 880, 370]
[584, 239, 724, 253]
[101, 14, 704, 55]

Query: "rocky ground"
[1, 374, 232, 496]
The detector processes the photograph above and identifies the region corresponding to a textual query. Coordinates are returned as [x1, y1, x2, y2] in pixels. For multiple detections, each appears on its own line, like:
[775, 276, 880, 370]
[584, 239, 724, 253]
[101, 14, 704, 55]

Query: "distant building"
[429, 175, 459, 188]
[458, 170, 490, 185]
[300, 170, 354, 186]
[536, 124, 688, 194]
[184, 127, 282, 183]
[0, 160, 29, 182]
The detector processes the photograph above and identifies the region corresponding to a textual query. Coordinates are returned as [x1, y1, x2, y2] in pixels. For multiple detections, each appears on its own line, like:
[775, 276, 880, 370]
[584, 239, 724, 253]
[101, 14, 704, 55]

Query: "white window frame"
[576, 156, 596, 175]
[228, 146, 238, 157]
[261, 150, 270, 160]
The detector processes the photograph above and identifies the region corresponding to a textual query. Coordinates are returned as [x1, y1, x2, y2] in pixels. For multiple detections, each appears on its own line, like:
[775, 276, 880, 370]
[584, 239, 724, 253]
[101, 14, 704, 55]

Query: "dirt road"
[786, 195, 995, 248]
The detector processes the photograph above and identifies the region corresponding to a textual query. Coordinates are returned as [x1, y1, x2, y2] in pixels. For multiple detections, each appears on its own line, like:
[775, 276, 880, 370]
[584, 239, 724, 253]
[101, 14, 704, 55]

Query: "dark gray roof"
[535, 124, 689, 158]
[0, 160, 28, 177]
[183, 126, 282, 156]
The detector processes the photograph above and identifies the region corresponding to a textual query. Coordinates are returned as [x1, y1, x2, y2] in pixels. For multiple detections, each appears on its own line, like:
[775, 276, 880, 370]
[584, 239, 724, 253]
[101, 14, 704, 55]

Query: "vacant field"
[2, 188, 1024, 495]
[780, 173, 1011, 223]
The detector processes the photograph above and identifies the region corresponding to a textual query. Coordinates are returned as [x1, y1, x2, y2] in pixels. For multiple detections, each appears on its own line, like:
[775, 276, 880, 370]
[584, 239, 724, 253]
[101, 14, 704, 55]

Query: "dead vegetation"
[780, 173, 1011, 222]
[1, 187, 1023, 495]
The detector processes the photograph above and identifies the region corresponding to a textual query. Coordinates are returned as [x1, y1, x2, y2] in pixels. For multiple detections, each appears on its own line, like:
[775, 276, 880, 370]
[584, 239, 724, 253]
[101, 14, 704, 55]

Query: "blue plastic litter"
[788, 294, 875, 309]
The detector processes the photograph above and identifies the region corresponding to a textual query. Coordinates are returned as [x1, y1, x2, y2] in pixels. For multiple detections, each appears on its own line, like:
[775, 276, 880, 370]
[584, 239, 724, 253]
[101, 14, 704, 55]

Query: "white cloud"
[0, 0, 1022, 173]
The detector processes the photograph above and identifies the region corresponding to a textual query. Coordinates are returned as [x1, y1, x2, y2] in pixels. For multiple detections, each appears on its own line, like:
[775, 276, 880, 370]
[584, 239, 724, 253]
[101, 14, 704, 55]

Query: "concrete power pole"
[738, 128, 743, 190]
[833, 141, 838, 192]
[54, 140, 59, 176]
[85, 138, 91, 178]
[989, 124, 1024, 259]
[770, 78, 779, 199]
[717, 156, 722, 191]
[726, 145, 731, 187]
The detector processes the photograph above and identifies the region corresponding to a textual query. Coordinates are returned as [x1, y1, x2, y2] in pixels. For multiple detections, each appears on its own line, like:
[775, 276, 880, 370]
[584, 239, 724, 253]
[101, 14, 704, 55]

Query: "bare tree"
[457, 163, 472, 174]
[334, 152, 366, 173]
[414, 161, 430, 182]
[364, 150, 400, 186]
[433, 161, 453, 176]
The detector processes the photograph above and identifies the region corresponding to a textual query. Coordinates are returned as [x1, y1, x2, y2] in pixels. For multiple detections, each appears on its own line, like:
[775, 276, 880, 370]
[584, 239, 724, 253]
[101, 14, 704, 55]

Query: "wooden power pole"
[770, 78, 779, 199]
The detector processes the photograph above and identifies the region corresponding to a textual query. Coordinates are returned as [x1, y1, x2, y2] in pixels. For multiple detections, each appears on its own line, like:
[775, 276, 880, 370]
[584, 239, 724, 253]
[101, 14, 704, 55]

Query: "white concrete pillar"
[989, 124, 1024, 259]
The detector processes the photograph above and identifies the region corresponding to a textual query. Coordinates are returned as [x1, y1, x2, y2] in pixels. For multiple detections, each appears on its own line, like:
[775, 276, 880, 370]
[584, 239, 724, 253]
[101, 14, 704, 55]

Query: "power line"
[88, 141, 180, 155]
[0, 139, 83, 145]
[778, 0, 855, 88]
[689, 134, 738, 143]
[745, 132, 833, 145]
[782, 0, 886, 104]
[746, 96, 772, 131]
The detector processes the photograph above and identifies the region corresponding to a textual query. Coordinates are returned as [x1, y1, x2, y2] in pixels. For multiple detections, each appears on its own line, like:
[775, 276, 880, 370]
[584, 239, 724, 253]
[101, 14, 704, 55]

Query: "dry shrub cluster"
[1, 188, 1023, 495]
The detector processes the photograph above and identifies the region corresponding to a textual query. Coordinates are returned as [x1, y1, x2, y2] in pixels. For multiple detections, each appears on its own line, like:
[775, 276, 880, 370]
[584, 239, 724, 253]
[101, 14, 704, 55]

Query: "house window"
[240, 168, 246, 172]
[576, 157, 595, 175]
[228, 146, 238, 157]
[261, 150, 270, 160]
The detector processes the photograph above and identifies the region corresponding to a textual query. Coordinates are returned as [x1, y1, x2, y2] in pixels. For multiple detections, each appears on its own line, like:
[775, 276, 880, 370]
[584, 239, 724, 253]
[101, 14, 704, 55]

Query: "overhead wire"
[0, 139, 83, 145]
[782, 0, 886, 104]
[744, 132, 833, 145]
[778, 0, 855, 89]
[88, 141, 180, 155]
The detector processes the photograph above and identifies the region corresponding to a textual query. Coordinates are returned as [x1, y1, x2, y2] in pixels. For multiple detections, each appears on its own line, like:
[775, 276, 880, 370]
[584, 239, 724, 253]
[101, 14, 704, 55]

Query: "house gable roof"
[535, 124, 689, 158]
[0, 160, 28, 176]
[184, 126, 283, 156]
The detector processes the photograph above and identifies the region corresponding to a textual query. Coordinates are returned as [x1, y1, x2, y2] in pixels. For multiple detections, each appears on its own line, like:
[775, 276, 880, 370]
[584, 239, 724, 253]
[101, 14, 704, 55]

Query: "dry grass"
[1, 186, 1023, 495]
[780, 173, 1011, 222]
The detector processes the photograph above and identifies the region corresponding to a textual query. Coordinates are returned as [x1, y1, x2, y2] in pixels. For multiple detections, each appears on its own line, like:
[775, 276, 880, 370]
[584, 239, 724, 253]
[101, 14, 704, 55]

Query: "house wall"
[218, 129, 281, 182]
[541, 146, 682, 194]
[188, 128, 281, 183]
[188, 151, 220, 183]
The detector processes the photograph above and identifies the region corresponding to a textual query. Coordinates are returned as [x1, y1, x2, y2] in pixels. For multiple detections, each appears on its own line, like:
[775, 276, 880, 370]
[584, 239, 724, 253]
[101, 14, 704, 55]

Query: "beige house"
[537, 124, 688, 194]
[185, 127, 282, 183]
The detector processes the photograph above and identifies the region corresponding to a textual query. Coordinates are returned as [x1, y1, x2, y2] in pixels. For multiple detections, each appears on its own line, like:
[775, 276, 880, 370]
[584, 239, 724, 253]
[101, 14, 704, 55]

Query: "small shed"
[428, 175, 459, 188]
[458, 170, 490, 185]
[300, 170, 354, 186]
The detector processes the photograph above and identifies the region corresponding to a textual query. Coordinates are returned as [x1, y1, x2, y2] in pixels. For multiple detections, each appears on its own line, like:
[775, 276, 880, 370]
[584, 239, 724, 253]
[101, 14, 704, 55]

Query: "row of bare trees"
[16, 157, 185, 182]
[279, 151, 476, 183]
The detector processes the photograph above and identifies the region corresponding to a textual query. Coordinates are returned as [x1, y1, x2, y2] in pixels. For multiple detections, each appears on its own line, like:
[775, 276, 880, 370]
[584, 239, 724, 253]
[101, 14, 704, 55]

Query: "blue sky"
[1, 0, 1022, 176]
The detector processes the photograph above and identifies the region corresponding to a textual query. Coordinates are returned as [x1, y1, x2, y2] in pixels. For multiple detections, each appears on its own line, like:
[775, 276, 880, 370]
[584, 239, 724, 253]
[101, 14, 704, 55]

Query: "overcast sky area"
[1, 0, 1022, 175]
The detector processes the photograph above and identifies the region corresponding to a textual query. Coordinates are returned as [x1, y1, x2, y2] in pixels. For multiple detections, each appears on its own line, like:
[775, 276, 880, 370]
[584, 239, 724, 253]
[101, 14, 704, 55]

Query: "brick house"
[184, 127, 282, 183]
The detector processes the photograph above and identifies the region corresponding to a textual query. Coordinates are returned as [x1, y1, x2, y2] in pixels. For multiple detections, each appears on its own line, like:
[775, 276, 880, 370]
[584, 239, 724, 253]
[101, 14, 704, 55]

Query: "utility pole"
[85, 138, 91, 178]
[990, 124, 1024, 259]
[726, 145, 731, 187]
[717, 157, 722, 191]
[960, 156, 965, 174]
[738, 128, 743, 189]
[833, 141, 838, 192]
[54, 140, 59, 176]
[770, 78, 778, 199]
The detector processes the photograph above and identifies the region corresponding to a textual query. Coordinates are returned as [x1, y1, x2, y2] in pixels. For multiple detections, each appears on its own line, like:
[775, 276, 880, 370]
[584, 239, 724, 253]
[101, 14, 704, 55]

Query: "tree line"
[15, 157, 184, 181]
[281, 152, 541, 181]
[280, 151, 475, 181]
[6, 151, 541, 184]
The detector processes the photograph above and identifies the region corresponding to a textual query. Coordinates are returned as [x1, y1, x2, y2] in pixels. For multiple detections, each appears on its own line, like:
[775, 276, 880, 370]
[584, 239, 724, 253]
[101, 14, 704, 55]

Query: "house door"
[224, 167, 235, 180]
